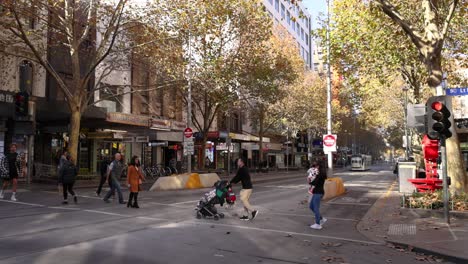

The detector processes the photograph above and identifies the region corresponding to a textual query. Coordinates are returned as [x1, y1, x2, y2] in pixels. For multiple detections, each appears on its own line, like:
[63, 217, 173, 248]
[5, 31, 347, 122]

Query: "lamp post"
[326, 0, 333, 174]
[402, 86, 410, 160]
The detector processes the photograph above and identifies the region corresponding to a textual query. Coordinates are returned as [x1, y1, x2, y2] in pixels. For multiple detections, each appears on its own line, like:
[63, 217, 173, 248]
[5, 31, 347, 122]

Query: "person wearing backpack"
[0, 144, 22, 201]
[58, 154, 78, 204]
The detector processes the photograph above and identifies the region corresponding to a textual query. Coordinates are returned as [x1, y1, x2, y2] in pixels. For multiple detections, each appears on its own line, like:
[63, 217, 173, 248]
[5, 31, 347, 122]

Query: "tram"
[351, 154, 372, 171]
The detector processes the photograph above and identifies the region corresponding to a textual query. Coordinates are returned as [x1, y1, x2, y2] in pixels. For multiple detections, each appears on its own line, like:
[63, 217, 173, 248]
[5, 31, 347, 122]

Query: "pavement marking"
[0, 200, 46, 207]
[146, 202, 191, 209]
[448, 225, 459, 241]
[170, 199, 200, 205]
[83, 209, 130, 217]
[48, 206, 82, 210]
[263, 212, 358, 222]
[174, 220, 382, 245]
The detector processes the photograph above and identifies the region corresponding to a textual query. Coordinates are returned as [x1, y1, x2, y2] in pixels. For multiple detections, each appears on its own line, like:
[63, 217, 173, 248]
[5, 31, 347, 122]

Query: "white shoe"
[11, 194, 17, 202]
[310, 224, 322, 230]
[320, 218, 327, 225]
[0, 191, 4, 199]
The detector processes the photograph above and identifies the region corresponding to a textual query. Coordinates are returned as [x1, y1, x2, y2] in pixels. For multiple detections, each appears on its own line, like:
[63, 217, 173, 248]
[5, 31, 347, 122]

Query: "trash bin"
[398, 162, 417, 193]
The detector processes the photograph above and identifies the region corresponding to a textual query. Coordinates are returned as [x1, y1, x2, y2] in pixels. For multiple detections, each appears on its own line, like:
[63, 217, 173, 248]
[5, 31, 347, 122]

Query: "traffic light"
[15, 91, 29, 116]
[426, 96, 452, 140]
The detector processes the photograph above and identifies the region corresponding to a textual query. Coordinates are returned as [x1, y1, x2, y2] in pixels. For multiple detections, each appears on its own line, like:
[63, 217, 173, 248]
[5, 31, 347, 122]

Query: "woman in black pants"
[58, 155, 78, 204]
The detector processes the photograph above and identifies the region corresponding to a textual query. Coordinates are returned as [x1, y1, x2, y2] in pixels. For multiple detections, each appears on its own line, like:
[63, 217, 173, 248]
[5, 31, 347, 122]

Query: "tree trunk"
[68, 110, 82, 166]
[446, 134, 467, 194]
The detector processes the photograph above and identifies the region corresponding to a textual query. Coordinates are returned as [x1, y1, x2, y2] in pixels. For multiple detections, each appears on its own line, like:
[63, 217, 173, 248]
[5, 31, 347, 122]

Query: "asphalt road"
[0, 165, 453, 264]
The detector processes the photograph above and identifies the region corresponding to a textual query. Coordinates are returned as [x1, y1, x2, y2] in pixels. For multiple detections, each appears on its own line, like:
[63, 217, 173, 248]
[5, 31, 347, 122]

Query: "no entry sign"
[323, 134, 337, 153]
[184, 127, 193, 138]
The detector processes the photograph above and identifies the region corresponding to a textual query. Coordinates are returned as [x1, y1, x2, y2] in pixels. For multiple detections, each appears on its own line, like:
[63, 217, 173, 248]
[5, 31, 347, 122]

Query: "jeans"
[63, 183, 75, 200]
[104, 178, 124, 203]
[309, 194, 323, 225]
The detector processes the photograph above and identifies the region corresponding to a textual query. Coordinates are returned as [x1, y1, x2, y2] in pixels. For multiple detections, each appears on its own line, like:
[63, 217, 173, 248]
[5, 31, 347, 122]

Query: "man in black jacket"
[0, 144, 22, 201]
[230, 158, 258, 220]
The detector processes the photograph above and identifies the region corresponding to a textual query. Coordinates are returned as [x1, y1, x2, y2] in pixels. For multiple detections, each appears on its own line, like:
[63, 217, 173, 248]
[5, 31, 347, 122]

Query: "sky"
[302, 0, 328, 28]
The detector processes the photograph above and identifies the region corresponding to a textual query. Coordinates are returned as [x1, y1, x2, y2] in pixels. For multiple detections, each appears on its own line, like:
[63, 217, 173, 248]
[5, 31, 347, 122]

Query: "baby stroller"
[195, 180, 236, 220]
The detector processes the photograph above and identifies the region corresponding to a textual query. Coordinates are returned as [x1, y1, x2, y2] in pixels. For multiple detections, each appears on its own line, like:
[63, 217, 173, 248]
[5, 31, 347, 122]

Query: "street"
[0, 166, 452, 264]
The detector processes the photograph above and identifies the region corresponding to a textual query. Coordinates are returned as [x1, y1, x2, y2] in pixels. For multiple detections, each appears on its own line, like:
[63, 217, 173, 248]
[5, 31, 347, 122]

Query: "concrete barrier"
[322, 177, 345, 200]
[149, 173, 221, 191]
[198, 173, 221, 188]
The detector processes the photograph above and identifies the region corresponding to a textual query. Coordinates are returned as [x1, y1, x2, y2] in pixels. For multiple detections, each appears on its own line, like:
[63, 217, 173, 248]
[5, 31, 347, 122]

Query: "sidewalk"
[357, 182, 468, 263]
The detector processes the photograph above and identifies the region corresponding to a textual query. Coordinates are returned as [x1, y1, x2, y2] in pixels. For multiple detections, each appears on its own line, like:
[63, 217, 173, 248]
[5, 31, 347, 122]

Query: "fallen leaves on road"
[321, 256, 346, 263]
[226, 232, 231, 234]
[285, 234, 293, 238]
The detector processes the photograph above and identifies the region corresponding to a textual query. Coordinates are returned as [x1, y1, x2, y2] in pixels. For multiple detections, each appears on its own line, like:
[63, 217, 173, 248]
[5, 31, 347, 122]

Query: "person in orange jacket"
[126, 156, 145, 208]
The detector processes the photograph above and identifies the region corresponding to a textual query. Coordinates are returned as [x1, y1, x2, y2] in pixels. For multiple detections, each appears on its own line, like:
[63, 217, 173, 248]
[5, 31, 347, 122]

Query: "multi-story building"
[263, 0, 313, 69]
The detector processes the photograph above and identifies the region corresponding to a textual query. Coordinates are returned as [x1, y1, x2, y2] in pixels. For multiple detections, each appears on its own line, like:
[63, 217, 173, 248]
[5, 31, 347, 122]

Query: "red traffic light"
[431, 101, 443, 111]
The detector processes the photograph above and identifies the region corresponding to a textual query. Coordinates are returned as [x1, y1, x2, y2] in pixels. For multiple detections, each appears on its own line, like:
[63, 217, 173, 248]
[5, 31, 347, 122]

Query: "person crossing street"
[103, 153, 125, 204]
[230, 158, 258, 221]
[0, 144, 22, 201]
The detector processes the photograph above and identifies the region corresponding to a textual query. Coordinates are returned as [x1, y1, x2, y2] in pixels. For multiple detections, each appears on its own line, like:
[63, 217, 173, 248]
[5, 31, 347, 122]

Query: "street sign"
[446, 87, 468, 96]
[183, 141, 194, 155]
[184, 127, 193, 138]
[323, 134, 337, 153]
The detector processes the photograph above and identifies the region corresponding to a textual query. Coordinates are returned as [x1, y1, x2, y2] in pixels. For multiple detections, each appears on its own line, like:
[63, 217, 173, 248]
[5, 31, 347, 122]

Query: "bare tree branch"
[441, 0, 459, 40]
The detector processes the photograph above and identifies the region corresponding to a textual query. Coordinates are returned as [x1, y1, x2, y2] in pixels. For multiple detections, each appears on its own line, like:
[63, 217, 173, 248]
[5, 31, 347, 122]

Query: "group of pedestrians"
[228, 157, 327, 231]
[98, 153, 145, 208]
[2, 143, 325, 230]
[57, 151, 145, 208]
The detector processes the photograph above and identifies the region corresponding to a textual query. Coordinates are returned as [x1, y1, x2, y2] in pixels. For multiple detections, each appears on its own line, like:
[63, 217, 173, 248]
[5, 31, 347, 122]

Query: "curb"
[386, 240, 468, 264]
[400, 208, 468, 220]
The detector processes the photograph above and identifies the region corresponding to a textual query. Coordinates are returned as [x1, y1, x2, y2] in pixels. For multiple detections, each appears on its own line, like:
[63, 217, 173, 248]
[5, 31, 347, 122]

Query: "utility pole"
[403, 86, 410, 160]
[326, 0, 333, 174]
[440, 136, 450, 224]
[187, 31, 192, 174]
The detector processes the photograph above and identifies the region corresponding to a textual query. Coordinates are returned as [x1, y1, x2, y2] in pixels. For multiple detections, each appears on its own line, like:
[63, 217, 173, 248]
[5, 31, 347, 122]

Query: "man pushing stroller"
[229, 158, 258, 221]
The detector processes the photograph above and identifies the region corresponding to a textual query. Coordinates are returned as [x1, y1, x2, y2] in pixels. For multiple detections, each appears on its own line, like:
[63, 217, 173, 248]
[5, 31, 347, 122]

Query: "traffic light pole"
[440, 136, 450, 224]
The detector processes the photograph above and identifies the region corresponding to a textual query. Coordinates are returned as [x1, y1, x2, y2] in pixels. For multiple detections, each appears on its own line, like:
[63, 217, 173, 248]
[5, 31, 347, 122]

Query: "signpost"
[323, 134, 337, 153]
[183, 127, 194, 156]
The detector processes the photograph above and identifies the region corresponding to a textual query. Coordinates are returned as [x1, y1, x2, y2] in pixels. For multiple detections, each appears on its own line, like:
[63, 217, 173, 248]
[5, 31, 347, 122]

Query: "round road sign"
[323, 134, 336, 147]
[184, 127, 193, 138]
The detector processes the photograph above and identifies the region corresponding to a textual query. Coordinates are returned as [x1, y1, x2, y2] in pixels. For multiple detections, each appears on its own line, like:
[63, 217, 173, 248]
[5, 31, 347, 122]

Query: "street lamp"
[326, 0, 333, 173]
[402, 86, 410, 160]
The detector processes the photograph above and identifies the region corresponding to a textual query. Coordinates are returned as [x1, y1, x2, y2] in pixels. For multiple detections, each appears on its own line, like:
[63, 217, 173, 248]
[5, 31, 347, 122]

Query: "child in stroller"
[195, 180, 236, 220]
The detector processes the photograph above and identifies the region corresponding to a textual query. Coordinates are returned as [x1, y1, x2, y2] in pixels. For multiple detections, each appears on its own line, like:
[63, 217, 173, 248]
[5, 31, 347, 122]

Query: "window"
[269, 0, 273, 5]
[292, 20, 295, 31]
[296, 22, 300, 35]
[305, 34, 309, 45]
[19, 61, 33, 94]
[275, 0, 279, 12]
[281, 4, 285, 19]
[301, 28, 305, 41]
[286, 11, 291, 25]
[101, 85, 124, 112]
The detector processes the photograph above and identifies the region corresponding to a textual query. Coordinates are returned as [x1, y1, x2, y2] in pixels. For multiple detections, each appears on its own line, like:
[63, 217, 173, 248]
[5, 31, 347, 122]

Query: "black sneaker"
[251, 210, 259, 220]
[239, 216, 249, 221]
[62, 201, 68, 205]
[73, 196, 78, 204]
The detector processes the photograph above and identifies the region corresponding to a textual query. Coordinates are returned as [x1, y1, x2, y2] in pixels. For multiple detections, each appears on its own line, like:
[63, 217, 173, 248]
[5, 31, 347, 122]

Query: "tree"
[151, 0, 273, 168]
[245, 26, 304, 163]
[374, 0, 467, 192]
[0, 0, 136, 162]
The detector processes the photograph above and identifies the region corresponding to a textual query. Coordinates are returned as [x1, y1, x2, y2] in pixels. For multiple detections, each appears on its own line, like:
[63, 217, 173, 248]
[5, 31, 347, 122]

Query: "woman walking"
[58, 154, 78, 205]
[127, 156, 145, 208]
[309, 161, 327, 230]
